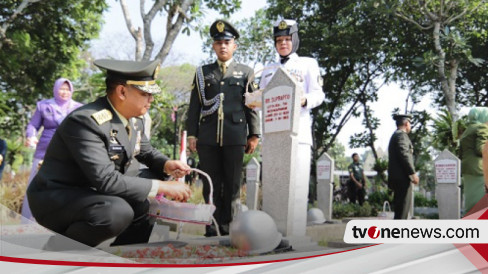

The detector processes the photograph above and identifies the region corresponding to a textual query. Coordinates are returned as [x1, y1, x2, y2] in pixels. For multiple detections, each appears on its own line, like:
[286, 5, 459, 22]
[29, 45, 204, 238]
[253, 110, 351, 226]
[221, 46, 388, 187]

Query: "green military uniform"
[27, 60, 169, 247]
[460, 123, 488, 213]
[388, 116, 416, 219]
[186, 20, 260, 235]
[348, 162, 365, 205]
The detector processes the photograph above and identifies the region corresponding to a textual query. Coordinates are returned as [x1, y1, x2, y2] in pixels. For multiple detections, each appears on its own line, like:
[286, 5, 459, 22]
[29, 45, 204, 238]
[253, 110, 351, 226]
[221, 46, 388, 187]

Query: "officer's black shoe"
[219, 224, 229, 236]
[204, 225, 217, 237]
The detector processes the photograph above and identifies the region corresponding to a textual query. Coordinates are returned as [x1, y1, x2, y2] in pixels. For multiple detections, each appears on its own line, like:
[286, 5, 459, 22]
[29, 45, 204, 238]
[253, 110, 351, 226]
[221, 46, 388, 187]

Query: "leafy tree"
[0, 0, 43, 50]
[0, 0, 107, 138]
[431, 108, 468, 156]
[388, 0, 488, 121]
[150, 63, 196, 157]
[266, 1, 397, 158]
[118, 0, 242, 62]
[199, 8, 275, 69]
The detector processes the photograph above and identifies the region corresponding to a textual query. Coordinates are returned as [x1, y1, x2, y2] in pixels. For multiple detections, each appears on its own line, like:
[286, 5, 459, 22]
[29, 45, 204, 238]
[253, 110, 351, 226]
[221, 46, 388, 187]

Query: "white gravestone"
[262, 68, 302, 236]
[246, 157, 261, 210]
[435, 149, 461, 219]
[316, 153, 334, 221]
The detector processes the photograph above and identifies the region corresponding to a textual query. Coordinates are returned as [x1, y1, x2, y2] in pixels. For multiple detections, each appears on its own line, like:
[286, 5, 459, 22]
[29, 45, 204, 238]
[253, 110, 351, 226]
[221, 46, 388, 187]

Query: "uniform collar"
[217, 58, 234, 67]
[276, 53, 298, 63]
[217, 58, 233, 68]
[106, 97, 129, 127]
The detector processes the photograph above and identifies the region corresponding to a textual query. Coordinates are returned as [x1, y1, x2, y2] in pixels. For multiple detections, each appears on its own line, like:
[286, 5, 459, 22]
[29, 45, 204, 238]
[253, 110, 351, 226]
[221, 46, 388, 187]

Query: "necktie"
[126, 122, 132, 140]
[280, 56, 289, 64]
[221, 63, 227, 75]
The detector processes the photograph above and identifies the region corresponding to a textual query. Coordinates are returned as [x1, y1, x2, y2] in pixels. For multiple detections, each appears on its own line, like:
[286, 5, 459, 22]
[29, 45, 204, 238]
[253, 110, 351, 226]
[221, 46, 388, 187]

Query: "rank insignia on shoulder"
[91, 109, 113, 125]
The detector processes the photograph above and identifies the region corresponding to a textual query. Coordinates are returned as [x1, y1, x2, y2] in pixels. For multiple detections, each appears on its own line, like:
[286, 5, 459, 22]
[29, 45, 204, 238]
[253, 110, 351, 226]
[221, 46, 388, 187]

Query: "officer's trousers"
[198, 144, 244, 233]
[393, 182, 413, 219]
[34, 169, 162, 248]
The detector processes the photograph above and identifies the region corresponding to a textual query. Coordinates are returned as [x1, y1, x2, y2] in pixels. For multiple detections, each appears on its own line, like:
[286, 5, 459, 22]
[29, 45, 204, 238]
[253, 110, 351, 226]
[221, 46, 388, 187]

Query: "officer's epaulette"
[91, 109, 113, 125]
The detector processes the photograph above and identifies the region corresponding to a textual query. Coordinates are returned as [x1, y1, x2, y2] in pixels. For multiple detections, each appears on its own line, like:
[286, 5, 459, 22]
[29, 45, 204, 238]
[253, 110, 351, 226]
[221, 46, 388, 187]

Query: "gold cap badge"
[216, 21, 225, 33]
[278, 20, 288, 30]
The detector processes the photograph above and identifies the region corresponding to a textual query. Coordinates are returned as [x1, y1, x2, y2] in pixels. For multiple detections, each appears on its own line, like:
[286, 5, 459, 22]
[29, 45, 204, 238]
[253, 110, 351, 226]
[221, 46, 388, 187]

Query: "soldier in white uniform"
[259, 19, 325, 236]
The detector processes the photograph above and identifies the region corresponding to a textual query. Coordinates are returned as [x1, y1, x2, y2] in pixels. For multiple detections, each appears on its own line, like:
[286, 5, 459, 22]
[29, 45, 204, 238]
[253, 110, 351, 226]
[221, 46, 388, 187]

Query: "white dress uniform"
[260, 52, 325, 236]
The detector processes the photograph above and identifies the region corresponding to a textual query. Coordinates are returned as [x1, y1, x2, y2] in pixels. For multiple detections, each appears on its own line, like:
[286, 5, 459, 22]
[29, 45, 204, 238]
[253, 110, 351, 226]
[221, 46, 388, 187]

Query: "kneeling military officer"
[27, 59, 191, 247]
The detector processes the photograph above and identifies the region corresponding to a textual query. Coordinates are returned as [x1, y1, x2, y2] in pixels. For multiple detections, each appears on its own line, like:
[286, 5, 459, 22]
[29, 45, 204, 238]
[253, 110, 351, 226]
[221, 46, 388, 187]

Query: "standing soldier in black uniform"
[186, 20, 260, 236]
[387, 114, 419, 219]
[27, 59, 191, 248]
[348, 153, 366, 206]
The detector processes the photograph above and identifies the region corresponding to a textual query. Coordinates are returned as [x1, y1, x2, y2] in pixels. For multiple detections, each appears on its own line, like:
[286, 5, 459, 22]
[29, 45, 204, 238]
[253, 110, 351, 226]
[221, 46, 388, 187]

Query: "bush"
[333, 201, 373, 219]
[414, 192, 437, 207]
[0, 171, 29, 214]
[368, 190, 393, 213]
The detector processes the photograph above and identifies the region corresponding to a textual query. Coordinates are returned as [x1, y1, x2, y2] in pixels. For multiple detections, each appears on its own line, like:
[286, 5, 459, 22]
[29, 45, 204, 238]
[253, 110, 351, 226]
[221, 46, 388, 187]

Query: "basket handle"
[189, 168, 214, 205]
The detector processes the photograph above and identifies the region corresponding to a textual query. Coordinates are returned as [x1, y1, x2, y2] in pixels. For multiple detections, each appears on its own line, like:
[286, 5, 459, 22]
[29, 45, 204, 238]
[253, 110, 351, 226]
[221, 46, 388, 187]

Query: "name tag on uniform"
[109, 145, 124, 152]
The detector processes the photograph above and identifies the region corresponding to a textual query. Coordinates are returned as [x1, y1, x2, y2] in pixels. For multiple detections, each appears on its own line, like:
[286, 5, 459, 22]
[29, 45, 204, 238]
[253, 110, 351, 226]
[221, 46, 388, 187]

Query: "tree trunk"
[433, 22, 458, 121]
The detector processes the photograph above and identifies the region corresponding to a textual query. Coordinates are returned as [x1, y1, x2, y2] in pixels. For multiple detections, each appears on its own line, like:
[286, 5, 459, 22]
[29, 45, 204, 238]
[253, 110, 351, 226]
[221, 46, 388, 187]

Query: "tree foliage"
[118, 0, 242, 62]
[199, 8, 275, 69]
[266, 0, 397, 161]
[0, 0, 107, 137]
[387, 0, 488, 120]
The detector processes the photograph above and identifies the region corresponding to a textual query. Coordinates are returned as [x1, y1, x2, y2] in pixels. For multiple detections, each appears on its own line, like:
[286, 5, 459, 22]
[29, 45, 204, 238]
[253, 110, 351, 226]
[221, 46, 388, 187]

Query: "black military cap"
[94, 59, 161, 94]
[210, 20, 239, 40]
[392, 113, 413, 122]
[273, 19, 298, 37]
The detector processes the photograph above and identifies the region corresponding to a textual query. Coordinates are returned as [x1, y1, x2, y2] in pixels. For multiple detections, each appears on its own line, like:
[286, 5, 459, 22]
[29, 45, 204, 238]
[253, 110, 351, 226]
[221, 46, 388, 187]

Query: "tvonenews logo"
[344, 220, 488, 244]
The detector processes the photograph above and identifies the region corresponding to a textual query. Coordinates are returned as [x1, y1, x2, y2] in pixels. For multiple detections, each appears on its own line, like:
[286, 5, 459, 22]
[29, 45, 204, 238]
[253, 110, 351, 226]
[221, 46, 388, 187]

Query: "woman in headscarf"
[259, 19, 325, 236]
[460, 107, 488, 214]
[22, 78, 83, 221]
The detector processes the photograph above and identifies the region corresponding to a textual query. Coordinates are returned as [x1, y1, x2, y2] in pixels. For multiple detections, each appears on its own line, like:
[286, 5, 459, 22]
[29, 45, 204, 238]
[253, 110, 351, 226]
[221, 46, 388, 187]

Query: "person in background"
[387, 114, 419, 219]
[22, 78, 83, 221]
[460, 107, 488, 213]
[348, 153, 366, 206]
[259, 19, 325, 236]
[0, 138, 6, 181]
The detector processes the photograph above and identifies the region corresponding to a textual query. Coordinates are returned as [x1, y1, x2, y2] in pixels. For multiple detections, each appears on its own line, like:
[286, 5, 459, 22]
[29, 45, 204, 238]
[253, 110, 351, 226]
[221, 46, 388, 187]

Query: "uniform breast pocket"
[229, 78, 244, 87]
[232, 111, 246, 124]
[205, 75, 218, 88]
[108, 145, 125, 165]
[228, 78, 246, 102]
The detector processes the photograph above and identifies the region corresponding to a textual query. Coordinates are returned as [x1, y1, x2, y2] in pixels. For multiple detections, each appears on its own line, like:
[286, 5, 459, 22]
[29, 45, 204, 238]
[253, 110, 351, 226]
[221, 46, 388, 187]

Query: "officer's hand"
[245, 135, 259, 154]
[411, 174, 420, 185]
[158, 181, 191, 202]
[0, 154, 3, 166]
[164, 160, 191, 179]
[188, 137, 197, 152]
[301, 97, 307, 107]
